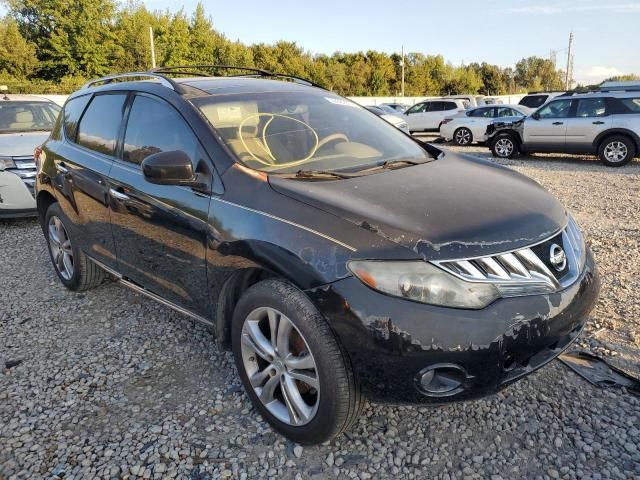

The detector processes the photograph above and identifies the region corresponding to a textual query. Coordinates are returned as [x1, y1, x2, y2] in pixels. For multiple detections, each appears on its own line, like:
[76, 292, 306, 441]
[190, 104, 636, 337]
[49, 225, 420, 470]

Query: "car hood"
[268, 153, 567, 260]
[0, 131, 49, 156]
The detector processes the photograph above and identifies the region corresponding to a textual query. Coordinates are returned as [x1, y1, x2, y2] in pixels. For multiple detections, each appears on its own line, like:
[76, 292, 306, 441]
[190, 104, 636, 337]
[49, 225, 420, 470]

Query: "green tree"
[7, 0, 119, 80]
[515, 56, 564, 91]
[0, 18, 38, 78]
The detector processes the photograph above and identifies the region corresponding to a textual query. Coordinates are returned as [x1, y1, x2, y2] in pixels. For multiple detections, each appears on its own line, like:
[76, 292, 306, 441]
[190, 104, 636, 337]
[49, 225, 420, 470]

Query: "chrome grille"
[433, 217, 586, 297]
[7, 155, 37, 198]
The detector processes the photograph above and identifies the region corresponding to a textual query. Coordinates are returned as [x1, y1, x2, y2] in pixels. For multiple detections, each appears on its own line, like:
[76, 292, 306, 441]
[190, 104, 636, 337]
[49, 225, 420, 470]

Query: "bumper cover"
[0, 170, 36, 218]
[309, 249, 600, 404]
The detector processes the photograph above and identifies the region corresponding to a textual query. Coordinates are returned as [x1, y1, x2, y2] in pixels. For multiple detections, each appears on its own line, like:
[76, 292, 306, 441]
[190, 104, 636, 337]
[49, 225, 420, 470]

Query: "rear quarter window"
[63, 95, 92, 140]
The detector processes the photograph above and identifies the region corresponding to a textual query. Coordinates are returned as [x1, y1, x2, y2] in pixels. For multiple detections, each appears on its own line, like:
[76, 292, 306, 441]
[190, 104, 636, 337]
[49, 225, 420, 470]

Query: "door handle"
[56, 163, 69, 174]
[592, 121, 605, 125]
[109, 188, 130, 201]
[552, 122, 564, 125]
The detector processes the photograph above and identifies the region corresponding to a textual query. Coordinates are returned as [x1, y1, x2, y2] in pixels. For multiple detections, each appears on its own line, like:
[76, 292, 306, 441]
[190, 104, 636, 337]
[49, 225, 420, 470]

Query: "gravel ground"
[1, 143, 639, 480]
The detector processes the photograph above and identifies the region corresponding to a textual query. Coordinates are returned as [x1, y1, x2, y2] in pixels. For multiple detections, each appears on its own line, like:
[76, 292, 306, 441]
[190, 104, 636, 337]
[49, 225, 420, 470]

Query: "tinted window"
[76, 94, 127, 155]
[469, 108, 493, 118]
[427, 102, 443, 111]
[619, 97, 640, 113]
[123, 95, 201, 166]
[442, 102, 458, 111]
[519, 95, 548, 108]
[537, 99, 573, 119]
[63, 95, 91, 140]
[576, 98, 607, 117]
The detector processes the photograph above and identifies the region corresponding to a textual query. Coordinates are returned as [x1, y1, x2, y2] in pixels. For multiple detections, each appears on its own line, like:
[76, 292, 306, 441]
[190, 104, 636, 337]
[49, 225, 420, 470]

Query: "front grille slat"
[433, 219, 585, 297]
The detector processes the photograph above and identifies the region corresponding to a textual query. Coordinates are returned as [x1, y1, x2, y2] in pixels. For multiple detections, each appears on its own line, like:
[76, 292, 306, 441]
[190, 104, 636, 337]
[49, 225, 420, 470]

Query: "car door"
[522, 98, 573, 150]
[108, 93, 214, 317]
[49, 92, 126, 270]
[564, 97, 612, 152]
[403, 102, 429, 130]
[467, 107, 494, 139]
[423, 101, 446, 129]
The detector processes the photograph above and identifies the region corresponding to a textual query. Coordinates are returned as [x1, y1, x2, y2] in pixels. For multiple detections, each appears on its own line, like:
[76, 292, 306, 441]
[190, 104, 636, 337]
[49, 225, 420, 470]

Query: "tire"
[490, 134, 518, 159]
[231, 279, 363, 444]
[598, 135, 636, 167]
[453, 127, 473, 146]
[44, 202, 105, 291]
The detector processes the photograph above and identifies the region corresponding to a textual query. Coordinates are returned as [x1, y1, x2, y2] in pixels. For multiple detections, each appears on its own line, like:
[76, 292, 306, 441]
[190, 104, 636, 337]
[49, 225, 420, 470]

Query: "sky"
[142, 0, 640, 85]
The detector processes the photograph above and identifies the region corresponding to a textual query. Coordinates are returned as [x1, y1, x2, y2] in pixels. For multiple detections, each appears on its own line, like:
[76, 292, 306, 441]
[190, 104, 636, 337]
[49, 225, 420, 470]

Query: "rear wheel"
[44, 202, 105, 291]
[232, 279, 362, 444]
[598, 135, 635, 167]
[490, 134, 518, 159]
[453, 127, 473, 146]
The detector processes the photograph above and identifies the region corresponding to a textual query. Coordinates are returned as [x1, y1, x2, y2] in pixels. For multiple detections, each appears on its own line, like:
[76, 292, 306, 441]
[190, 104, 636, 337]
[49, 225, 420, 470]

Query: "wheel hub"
[240, 307, 320, 426]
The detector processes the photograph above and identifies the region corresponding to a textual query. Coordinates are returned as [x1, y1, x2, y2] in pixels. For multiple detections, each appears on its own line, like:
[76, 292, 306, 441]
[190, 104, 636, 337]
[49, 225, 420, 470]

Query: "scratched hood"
[268, 153, 567, 260]
[0, 131, 49, 156]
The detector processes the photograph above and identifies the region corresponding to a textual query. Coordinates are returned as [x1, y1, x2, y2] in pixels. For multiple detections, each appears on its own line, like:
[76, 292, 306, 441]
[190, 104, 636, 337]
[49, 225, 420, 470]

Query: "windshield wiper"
[380, 159, 425, 169]
[294, 169, 356, 179]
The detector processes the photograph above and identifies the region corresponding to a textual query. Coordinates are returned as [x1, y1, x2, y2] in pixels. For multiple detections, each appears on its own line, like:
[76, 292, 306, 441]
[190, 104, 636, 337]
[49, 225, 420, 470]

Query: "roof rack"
[82, 72, 180, 91]
[151, 65, 324, 89]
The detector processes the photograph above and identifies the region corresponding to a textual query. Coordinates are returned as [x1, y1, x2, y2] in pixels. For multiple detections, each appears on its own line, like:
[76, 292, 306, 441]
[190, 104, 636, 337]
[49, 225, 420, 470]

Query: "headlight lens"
[348, 260, 500, 309]
[0, 156, 16, 170]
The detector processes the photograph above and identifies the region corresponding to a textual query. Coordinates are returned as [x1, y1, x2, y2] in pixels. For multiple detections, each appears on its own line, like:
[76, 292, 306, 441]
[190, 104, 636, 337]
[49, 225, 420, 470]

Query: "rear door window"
[442, 102, 458, 111]
[470, 107, 493, 118]
[619, 97, 640, 113]
[122, 95, 202, 166]
[76, 94, 128, 156]
[575, 98, 607, 117]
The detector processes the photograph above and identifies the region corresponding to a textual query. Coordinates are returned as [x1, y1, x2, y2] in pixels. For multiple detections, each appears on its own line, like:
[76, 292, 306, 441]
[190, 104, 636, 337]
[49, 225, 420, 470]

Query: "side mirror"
[531, 112, 540, 120]
[142, 150, 196, 186]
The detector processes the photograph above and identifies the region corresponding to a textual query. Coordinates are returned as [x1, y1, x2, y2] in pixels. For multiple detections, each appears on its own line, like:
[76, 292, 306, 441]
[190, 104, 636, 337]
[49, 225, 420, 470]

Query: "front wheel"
[598, 135, 635, 166]
[232, 279, 362, 444]
[490, 134, 518, 159]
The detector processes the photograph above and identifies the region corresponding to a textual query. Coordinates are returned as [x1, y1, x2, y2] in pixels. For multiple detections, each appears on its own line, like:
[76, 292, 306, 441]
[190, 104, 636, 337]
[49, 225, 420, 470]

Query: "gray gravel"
[1, 144, 640, 479]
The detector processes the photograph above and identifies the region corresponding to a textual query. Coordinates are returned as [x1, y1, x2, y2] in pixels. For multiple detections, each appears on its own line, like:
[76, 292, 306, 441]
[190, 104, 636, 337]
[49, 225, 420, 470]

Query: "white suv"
[403, 99, 467, 133]
[487, 91, 640, 166]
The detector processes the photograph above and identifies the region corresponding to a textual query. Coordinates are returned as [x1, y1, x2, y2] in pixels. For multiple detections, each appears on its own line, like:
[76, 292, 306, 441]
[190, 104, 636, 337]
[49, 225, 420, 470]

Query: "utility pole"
[149, 26, 156, 69]
[565, 32, 573, 90]
[401, 45, 405, 97]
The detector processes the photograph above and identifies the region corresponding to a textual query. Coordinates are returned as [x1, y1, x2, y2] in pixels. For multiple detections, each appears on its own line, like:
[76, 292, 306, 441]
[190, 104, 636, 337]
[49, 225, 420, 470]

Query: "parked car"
[403, 99, 467, 133]
[481, 97, 504, 105]
[518, 91, 565, 109]
[380, 102, 410, 113]
[373, 104, 404, 116]
[365, 105, 410, 132]
[487, 91, 640, 166]
[0, 93, 61, 218]
[440, 95, 475, 108]
[440, 105, 532, 145]
[36, 67, 599, 444]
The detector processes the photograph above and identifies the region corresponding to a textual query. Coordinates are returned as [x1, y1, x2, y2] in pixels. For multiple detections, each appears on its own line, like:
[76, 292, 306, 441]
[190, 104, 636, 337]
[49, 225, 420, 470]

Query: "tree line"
[0, 0, 636, 95]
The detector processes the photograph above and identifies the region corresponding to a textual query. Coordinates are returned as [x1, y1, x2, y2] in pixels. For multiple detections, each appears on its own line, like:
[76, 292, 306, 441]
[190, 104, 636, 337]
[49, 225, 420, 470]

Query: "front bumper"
[308, 248, 600, 404]
[0, 170, 37, 218]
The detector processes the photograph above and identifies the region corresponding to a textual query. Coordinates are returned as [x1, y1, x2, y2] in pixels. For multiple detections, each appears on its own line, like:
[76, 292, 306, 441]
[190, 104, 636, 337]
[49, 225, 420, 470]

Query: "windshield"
[192, 91, 430, 174]
[0, 101, 61, 133]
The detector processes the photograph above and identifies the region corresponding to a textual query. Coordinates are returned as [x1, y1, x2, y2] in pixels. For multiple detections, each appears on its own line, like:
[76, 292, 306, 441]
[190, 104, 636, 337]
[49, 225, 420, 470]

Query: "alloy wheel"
[48, 215, 74, 280]
[495, 138, 514, 157]
[240, 307, 320, 426]
[455, 128, 471, 145]
[603, 141, 628, 163]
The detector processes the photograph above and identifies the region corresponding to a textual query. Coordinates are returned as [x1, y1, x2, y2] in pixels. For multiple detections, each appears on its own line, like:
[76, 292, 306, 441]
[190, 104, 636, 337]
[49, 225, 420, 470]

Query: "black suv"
[35, 67, 600, 444]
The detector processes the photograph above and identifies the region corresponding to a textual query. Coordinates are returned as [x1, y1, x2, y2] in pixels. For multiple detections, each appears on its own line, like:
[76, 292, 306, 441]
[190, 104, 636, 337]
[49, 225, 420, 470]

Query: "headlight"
[348, 260, 500, 309]
[0, 156, 15, 170]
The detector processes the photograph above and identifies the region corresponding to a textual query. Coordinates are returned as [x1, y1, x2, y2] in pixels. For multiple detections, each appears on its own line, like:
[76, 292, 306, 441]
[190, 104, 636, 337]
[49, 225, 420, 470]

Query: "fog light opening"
[415, 364, 467, 397]
[503, 355, 516, 371]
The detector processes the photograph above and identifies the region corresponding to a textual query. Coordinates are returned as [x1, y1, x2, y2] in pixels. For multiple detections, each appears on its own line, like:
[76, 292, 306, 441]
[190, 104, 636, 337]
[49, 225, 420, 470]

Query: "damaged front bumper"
[308, 248, 600, 404]
[0, 170, 37, 218]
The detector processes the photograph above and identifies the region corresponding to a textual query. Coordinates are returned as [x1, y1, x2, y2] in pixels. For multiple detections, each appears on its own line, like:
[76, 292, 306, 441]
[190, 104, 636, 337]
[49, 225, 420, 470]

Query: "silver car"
[487, 90, 640, 166]
[0, 95, 61, 218]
